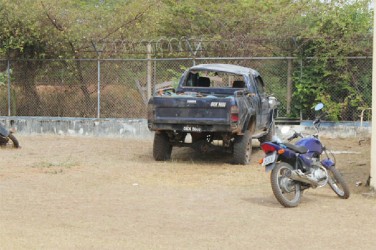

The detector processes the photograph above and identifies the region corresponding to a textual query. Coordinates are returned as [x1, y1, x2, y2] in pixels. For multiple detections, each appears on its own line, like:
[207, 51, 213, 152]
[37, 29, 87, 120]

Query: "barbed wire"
[87, 37, 215, 57]
[40, 35, 372, 59]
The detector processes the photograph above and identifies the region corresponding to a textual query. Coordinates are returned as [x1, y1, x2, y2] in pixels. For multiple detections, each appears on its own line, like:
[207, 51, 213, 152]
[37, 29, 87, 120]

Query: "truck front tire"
[233, 130, 252, 165]
[259, 121, 275, 144]
[153, 132, 172, 161]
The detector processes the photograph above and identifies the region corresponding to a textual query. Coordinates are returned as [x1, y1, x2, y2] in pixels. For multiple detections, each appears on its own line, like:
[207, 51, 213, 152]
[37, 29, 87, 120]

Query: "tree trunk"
[74, 59, 92, 117]
[21, 61, 41, 116]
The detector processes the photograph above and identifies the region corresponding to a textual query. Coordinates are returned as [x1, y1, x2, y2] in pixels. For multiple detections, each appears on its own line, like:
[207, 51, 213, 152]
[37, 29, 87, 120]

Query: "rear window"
[183, 71, 246, 89]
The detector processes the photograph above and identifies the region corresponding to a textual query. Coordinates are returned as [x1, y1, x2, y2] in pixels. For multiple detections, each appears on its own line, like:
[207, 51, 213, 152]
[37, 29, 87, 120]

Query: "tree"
[292, 0, 373, 120]
[0, 0, 159, 116]
[0, 0, 373, 119]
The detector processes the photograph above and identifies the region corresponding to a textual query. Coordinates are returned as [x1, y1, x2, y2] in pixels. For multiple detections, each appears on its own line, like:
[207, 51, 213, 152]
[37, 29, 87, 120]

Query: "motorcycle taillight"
[260, 143, 277, 153]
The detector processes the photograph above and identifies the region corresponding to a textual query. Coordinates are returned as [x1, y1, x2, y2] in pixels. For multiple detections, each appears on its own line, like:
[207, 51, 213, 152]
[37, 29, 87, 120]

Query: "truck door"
[254, 75, 269, 128]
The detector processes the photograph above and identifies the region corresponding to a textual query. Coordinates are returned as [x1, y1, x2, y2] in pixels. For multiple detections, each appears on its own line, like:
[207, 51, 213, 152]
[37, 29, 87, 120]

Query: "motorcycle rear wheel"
[8, 134, 19, 148]
[327, 167, 350, 199]
[0, 134, 19, 148]
[271, 162, 302, 208]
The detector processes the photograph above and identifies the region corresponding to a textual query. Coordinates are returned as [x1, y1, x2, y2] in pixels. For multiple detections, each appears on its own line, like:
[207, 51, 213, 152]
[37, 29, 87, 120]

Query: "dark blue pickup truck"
[147, 64, 278, 164]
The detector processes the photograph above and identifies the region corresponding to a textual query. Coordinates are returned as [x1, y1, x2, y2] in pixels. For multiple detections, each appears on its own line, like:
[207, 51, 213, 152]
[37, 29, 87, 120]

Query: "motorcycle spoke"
[327, 168, 350, 199]
[271, 163, 302, 207]
[277, 168, 298, 197]
[329, 176, 344, 196]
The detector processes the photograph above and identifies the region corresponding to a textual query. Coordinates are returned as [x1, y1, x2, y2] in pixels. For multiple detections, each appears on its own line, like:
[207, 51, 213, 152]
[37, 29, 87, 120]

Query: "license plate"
[262, 152, 276, 166]
[183, 126, 202, 132]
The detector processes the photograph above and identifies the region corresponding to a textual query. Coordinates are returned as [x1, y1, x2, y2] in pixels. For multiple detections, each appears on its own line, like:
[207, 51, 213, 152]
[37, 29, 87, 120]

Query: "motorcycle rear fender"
[321, 158, 335, 169]
[260, 142, 296, 158]
[265, 161, 276, 172]
[260, 142, 284, 153]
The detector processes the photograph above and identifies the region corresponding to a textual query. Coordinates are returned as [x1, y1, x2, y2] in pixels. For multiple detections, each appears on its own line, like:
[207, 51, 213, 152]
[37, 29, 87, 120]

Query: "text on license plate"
[262, 152, 276, 166]
[183, 126, 202, 132]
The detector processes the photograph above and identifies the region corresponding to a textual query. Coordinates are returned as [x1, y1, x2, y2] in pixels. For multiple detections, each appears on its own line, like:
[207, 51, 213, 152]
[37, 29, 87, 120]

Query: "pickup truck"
[147, 64, 278, 164]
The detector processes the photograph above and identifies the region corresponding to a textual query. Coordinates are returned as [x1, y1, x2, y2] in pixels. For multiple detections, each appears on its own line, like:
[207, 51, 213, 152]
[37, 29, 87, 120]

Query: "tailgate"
[153, 96, 234, 124]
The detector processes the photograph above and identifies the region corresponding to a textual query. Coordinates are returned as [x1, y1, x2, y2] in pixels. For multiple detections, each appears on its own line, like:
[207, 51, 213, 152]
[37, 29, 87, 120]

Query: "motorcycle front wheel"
[271, 162, 302, 208]
[327, 167, 350, 199]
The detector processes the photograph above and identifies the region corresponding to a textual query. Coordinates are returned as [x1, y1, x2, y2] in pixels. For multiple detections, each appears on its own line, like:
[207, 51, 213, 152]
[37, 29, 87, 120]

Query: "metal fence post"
[287, 57, 293, 115]
[147, 44, 152, 100]
[7, 60, 11, 116]
[97, 59, 101, 118]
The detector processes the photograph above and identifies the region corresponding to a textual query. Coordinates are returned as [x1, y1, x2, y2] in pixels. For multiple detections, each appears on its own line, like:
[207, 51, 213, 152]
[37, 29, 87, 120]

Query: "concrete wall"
[0, 116, 153, 138]
[277, 124, 372, 139]
[0, 116, 371, 139]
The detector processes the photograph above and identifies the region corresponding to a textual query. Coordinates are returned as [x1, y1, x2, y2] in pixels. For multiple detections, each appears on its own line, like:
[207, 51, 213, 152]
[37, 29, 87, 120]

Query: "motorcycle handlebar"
[287, 132, 303, 141]
[313, 118, 320, 125]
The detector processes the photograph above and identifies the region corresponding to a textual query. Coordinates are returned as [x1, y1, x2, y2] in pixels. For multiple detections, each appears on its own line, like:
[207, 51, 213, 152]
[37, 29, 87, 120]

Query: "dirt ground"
[0, 134, 375, 250]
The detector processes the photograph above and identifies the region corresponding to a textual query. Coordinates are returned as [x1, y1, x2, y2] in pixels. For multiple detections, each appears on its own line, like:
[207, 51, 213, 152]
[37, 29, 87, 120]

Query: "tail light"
[260, 143, 277, 153]
[230, 105, 239, 122]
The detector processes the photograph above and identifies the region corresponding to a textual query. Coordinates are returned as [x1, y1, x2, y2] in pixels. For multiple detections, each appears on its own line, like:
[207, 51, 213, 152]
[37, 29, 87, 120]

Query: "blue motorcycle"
[0, 123, 19, 148]
[260, 103, 350, 207]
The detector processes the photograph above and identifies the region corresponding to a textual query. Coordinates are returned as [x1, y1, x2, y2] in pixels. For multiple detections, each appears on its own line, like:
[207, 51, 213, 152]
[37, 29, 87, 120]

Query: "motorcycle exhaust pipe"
[286, 169, 319, 188]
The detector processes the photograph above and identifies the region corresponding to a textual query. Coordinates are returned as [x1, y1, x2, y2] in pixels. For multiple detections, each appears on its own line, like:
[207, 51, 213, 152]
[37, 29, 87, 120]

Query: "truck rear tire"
[233, 130, 252, 165]
[153, 132, 172, 161]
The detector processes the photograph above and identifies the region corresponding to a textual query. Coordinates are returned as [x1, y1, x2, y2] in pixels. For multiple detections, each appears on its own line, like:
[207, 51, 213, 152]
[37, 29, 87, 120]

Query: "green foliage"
[0, 68, 13, 86]
[0, 71, 7, 86]
[0, 0, 373, 120]
[0, 0, 372, 59]
[166, 66, 189, 89]
[291, 0, 372, 120]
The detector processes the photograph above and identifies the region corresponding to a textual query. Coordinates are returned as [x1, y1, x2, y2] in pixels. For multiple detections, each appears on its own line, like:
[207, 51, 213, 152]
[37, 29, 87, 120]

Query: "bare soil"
[0, 135, 375, 250]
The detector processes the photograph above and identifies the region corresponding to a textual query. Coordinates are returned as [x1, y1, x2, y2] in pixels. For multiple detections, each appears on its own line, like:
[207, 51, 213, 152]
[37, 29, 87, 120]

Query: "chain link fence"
[0, 57, 372, 121]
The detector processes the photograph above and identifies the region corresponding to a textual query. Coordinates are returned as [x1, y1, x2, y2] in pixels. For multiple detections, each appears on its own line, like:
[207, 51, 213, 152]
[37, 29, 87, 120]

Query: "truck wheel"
[259, 122, 275, 144]
[233, 130, 252, 165]
[153, 132, 172, 161]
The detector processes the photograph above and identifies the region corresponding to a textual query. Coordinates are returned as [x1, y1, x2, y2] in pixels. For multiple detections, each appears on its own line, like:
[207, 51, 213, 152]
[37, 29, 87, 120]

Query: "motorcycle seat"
[284, 142, 308, 154]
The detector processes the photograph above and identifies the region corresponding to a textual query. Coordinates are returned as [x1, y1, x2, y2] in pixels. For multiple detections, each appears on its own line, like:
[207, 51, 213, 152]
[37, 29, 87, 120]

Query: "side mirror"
[268, 96, 279, 109]
[314, 103, 324, 111]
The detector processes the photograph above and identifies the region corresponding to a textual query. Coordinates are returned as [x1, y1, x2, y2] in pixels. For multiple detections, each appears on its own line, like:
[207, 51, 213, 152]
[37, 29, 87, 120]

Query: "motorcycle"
[259, 103, 350, 207]
[0, 122, 20, 148]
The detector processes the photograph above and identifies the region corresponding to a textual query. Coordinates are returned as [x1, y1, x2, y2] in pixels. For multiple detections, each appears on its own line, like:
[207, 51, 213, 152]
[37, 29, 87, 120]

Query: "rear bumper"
[148, 122, 237, 133]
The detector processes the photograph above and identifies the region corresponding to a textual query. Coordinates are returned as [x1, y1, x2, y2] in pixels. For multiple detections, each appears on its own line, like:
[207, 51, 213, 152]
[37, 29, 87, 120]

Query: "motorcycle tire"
[327, 167, 350, 199]
[8, 134, 20, 148]
[271, 162, 302, 208]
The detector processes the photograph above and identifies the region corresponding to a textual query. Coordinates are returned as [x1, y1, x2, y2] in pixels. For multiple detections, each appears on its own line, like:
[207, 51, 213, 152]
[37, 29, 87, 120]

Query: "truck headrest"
[197, 77, 210, 87]
[232, 80, 245, 88]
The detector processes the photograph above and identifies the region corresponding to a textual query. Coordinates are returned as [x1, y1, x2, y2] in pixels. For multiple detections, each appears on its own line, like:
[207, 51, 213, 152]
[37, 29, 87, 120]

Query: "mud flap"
[265, 162, 276, 172]
[262, 151, 277, 172]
